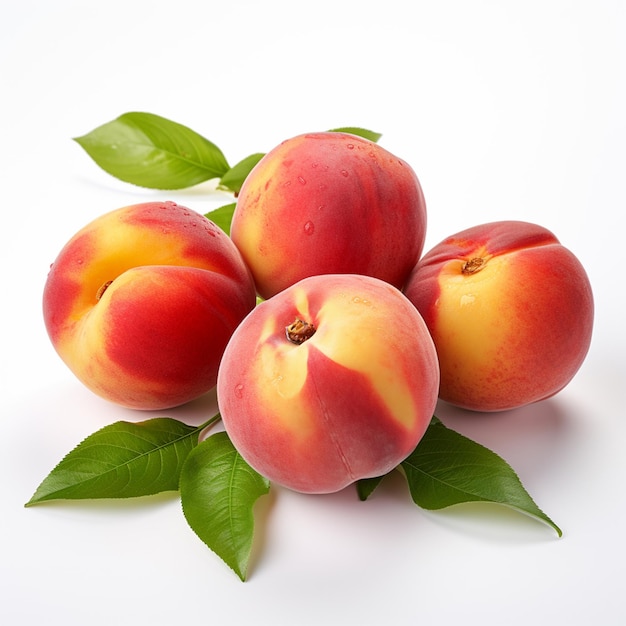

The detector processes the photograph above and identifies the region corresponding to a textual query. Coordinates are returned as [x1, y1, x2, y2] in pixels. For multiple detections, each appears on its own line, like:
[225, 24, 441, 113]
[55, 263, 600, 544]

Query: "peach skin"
[230, 132, 427, 299]
[43, 201, 256, 410]
[217, 273, 440, 493]
[404, 220, 594, 412]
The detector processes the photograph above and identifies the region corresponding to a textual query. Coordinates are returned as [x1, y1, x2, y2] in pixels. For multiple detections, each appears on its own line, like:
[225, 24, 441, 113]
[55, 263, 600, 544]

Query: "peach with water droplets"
[217, 273, 440, 493]
[43, 201, 256, 410]
[403, 220, 594, 412]
[230, 132, 427, 299]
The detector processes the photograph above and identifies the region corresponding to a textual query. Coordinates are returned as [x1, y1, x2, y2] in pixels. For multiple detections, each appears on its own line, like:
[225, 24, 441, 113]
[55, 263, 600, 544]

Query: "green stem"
[196, 412, 222, 436]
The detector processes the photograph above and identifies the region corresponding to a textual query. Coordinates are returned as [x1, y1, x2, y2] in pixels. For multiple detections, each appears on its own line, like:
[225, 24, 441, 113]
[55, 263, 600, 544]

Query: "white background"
[1, 1, 625, 624]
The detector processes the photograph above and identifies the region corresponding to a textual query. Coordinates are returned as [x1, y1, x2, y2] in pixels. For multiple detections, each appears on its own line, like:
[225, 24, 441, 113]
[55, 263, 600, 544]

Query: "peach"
[230, 132, 427, 299]
[403, 220, 594, 412]
[43, 201, 256, 410]
[217, 273, 440, 494]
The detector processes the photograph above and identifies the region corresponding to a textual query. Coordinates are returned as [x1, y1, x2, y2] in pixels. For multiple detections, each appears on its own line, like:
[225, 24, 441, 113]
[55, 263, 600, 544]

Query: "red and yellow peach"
[404, 220, 594, 412]
[43, 201, 256, 410]
[230, 132, 427, 299]
[217, 273, 440, 494]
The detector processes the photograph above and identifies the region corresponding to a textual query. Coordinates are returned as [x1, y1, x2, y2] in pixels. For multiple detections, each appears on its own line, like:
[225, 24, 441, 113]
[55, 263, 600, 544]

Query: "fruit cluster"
[43, 131, 594, 494]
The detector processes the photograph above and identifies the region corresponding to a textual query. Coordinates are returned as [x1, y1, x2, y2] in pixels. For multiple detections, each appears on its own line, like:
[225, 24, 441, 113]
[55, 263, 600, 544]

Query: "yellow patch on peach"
[314, 291, 418, 430]
[434, 254, 515, 373]
[62, 225, 193, 328]
[258, 340, 308, 400]
[56, 270, 166, 404]
[256, 342, 317, 440]
[248, 299, 316, 438]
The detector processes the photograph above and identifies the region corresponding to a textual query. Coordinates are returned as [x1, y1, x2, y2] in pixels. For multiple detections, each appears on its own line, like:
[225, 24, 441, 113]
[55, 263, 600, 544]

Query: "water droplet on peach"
[304, 221, 315, 235]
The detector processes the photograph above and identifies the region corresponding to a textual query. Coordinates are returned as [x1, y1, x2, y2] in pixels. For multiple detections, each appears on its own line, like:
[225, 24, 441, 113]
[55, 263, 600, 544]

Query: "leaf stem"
[197, 412, 222, 436]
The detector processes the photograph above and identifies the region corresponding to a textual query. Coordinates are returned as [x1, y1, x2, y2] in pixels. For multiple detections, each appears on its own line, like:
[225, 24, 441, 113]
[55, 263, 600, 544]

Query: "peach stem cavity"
[285, 318, 316, 344]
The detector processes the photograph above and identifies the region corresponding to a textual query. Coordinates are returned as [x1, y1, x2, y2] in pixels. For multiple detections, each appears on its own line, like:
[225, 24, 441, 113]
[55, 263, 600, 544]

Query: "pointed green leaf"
[25, 417, 212, 505]
[180, 432, 270, 581]
[218, 152, 265, 195]
[356, 475, 385, 501]
[74, 112, 230, 189]
[204, 203, 236, 236]
[401, 417, 562, 536]
[328, 126, 382, 143]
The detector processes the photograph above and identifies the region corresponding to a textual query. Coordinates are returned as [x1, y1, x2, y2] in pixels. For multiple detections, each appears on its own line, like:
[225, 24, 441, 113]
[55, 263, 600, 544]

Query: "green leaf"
[73, 112, 230, 189]
[400, 417, 562, 536]
[218, 152, 265, 195]
[328, 126, 382, 143]
[204, 203, 236, 236]
[180, 431, 270, 581]
[25, 417, 215, 505]
[356, 475, 385, 501]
